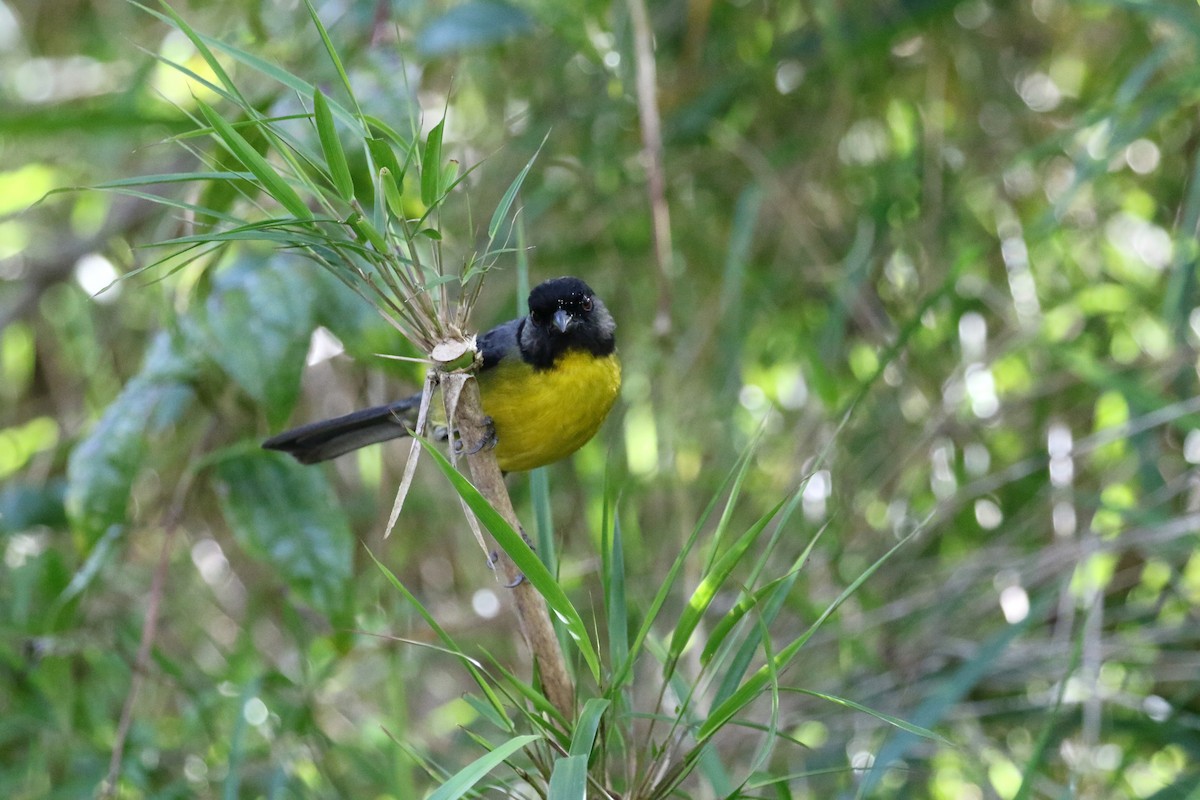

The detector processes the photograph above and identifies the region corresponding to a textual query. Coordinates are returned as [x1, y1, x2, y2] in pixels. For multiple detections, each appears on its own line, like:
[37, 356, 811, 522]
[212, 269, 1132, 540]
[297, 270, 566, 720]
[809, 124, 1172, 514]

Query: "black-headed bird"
[263, 277, 620, 471]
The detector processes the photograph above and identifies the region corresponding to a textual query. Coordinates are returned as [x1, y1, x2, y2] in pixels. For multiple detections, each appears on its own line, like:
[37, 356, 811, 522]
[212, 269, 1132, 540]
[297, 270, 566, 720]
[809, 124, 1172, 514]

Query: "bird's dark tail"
[263, 394, 422, 464]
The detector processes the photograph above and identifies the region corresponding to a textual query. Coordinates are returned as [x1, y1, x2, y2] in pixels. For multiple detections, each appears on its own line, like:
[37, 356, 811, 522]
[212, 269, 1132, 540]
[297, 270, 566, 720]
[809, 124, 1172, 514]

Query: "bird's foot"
[487, 550, 526, 588]
[454, 416, 497, 457]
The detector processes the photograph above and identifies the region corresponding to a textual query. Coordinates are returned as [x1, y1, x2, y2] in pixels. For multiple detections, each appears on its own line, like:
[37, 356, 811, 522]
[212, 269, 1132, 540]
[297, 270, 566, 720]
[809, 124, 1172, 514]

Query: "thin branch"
[98, 426, 210, 798]
[626, 0, 674, 339]
[451, 370, 575, 720]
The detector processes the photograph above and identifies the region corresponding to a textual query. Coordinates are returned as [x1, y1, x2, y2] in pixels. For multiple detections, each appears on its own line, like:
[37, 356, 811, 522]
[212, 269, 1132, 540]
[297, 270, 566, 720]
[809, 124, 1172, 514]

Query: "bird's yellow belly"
[478, 350, 621, 472]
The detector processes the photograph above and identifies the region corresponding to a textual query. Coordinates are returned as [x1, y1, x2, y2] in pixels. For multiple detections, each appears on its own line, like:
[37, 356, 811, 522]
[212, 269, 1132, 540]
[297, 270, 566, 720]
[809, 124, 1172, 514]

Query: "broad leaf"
[65, 332, 197, 543]
[212, 451, 352, 619]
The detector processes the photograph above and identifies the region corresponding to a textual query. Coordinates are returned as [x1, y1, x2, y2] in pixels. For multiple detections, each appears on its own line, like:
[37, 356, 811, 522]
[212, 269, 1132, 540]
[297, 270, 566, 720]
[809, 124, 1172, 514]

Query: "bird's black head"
[520, 276, 616, 369]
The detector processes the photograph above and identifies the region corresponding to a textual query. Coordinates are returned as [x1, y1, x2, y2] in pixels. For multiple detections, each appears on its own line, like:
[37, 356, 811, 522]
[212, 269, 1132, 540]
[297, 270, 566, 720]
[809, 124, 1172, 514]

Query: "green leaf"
[313, 89, 353, 201]
[416, 437, 602, 683]
[151, 0, 246, 104]
[783, 688, 951, 745]
[488, 131, 547, 241]
[417, 2, 534, 57]
[703, 520, 825, 681]
[196, 99, 313, 220]
[65, 332, 197, 543]
[697, 531, 914, 743]
[425, 734, 540, 800]
[91, 171, 255, 188]
[420, 118, 445, 208]
[608, 440, 759, 693]
[0, 480, 66, 535]
[141, 2, 362, 139]
[368, 549, 513, 727]
[212, 451, 352, 619]
[302, 0, 364, 121]
[569, 698, 608, 757]
[602, 507, 628, 673]
[707, 571, 797, 711]
[667, 498, 785, 673]
[367, 137, 405, 183]
[346, 212, 390, 253]
[184, 256, 315, 426]
[547, 754, 588, 800]
[463, 694, 516, 734]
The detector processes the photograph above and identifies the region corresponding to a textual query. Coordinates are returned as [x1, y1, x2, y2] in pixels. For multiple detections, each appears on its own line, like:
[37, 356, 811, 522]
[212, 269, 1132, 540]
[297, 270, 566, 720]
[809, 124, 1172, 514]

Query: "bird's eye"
[581, 295, 594, 312]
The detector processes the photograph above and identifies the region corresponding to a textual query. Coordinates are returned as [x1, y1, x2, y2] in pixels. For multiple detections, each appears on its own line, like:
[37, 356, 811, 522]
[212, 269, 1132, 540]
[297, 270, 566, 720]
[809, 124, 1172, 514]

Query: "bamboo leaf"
[603, 506, 629, 673]
[425, 734, 540, 800]
[421, 118, 445, 208]
[783, 688, 951, 745]
[666, 498, 785, 673]
[367, 549, 512, 728]
[547, 755, 588, 800]
[302, 0, 364, 120]
[417, 437, 602, 683]
[488, 131, 547, 240]
[569, 698, 608, 757]
[697, 532, 915, 743]
[151, 1, 246, 104]
[313, 89, 353, 201]
[607, 441, 759, 693]
[195, 100, 312, 220]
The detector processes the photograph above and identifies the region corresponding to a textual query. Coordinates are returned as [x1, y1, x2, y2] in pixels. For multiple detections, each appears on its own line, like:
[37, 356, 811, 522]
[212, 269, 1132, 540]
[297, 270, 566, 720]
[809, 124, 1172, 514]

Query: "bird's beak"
[552, 308, 572, 333]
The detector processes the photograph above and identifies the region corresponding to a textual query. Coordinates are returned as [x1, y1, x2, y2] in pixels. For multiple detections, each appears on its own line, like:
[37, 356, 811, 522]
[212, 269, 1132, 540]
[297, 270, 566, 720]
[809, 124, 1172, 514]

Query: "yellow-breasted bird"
[263, 277, 620, 472]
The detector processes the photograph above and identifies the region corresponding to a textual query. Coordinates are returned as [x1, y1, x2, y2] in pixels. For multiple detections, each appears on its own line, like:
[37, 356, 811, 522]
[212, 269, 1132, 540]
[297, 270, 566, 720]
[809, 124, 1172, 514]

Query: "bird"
[263, 276, 620, 472]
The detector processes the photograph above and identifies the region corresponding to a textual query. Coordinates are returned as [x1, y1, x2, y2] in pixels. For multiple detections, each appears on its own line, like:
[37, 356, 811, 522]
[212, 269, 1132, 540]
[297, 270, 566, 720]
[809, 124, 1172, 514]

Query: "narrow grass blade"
[189, 24, 364, 133]
[151, 1, 246, 105]
[707, 567, 799, 709]
[666, 498, 785, 674]
[313, 89, 353, 201]
[488, 131, 547, 241]
[486, 656, 568, 733]
[302, 0, 364, 120]
[196, 100, 312, 220]
[603, 507, 629, 675]
[697, 531, 915, 743]
[547, 755, 588, 800]
[784, 688, 951, 744]
[425, 734, 540, 800]
[421, 118, 445, 208]
[530, 467, 557, 574]
[366, 548, 511, 729]
[569, 698, 609, 757]
[90, 171, 254, 188]
[701, 529, 819, 669]
[607, 441, 757, 692]
[462, 694, 516, 735]
[416, 438, 601, 682]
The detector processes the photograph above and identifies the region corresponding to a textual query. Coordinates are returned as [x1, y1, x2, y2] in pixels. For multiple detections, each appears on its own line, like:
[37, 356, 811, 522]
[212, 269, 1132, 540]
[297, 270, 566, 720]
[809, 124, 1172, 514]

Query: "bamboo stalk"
[450, 371, 576, 721]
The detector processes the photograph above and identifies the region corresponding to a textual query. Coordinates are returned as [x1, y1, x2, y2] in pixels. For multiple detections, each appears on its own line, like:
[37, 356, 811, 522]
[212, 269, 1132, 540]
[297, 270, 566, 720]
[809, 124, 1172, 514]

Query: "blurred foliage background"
[3, 0, 1200, 797]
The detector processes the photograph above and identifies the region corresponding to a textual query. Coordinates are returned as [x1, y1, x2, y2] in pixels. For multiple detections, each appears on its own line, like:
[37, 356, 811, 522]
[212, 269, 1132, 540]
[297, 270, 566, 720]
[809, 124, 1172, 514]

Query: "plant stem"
[452, 375, 576, 720]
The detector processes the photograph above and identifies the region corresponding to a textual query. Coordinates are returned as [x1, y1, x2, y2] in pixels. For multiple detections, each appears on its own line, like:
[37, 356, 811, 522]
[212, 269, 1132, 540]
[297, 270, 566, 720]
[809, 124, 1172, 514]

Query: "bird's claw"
[487, 549, 526, 588]
[454, 416, 497, 457]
